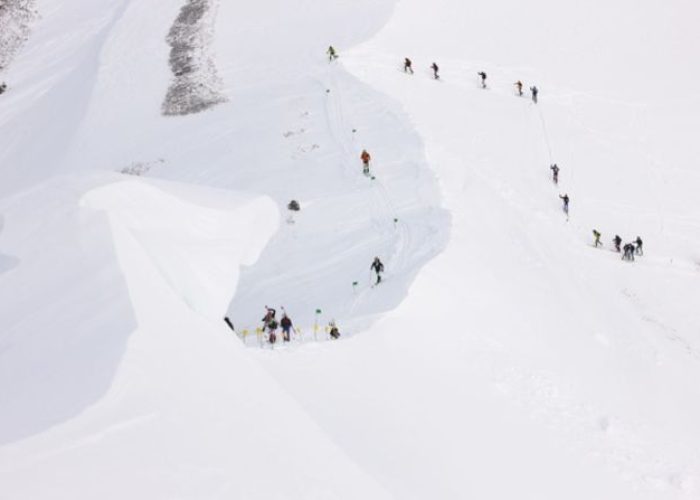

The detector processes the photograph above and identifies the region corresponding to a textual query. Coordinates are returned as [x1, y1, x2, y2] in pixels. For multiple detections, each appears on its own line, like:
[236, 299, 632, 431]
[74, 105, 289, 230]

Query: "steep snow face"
[0, 173, 278, 446]
[81, 179, 277, 320]
[0, 175, 136, 445]
[1, 175, 394, 499]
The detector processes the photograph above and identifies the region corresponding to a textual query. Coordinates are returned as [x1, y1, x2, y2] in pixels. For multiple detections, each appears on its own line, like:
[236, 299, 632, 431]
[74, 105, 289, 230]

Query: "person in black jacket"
[550, 164, 559, 184]
[431, 62, 439, 80]
[613, 235, 622, 253]
[530, 85, 539, 103]
[280, 313, 293, 342]
[371, 257, 385, 285]
[559, 194, 569, 214]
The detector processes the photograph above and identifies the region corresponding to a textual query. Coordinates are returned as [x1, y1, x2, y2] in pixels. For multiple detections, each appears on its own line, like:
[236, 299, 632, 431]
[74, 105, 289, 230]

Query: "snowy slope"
[1, 0, 700, 498]
[255, 1, 700, 498]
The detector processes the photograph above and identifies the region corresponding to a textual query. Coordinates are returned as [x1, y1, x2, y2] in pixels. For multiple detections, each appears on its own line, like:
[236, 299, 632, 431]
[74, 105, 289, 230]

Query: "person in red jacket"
[360, 149, 371, 175]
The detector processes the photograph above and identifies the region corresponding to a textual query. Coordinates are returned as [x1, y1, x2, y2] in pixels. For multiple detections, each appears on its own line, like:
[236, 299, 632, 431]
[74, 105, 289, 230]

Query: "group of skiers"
[261, 306, 297, 344]
[401, 57, 439, 80]
[550, 164, 644, 262]
[551, 165, 570, 215]
[330, 47, 540, 101]
[594, 232, 643, 261]
[260, 306, 341, 344]
[254, 256, 384, 345]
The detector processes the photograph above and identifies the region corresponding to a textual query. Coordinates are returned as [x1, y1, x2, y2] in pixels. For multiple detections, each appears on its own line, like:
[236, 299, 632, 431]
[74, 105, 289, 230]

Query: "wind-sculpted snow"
[162, 0, 226, 115]
[0, 0, 36, 72]
[0, 175, 136, 445]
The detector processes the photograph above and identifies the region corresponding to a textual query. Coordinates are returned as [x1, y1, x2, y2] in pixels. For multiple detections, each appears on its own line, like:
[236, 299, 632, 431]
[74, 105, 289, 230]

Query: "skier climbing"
[550, 164, 559, 184]
[431, 62, 439, 80]
[327, 45, 338, 61]
[530, 86, 539, 103]
[613, 234, 622, 253]
[404, 57, 414, 74]
[0, 82, 6, 95]
[262, 306, 276, 329]
[371, 256, 385, 285]
[622, 243, 635, 261]
[478, 71, 487, 88]
[360, 149, 371, 175]
[593, 229, 602, 247]
[280, 313, 293, 342]
[635, 236, 643, 255]
[559, 194, 569, 215]
[329, 320, 340, 340]
[267, 318, 278, 344]
[514, 80, 523, 96]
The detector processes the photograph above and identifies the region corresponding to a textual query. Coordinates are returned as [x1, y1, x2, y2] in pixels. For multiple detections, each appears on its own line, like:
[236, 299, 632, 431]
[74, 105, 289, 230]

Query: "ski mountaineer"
[371, 256, 385, 285]
[267, 318, 278, 344]
[0, 82, 6, 95]
[478, 71, 487, 88]
[404, 57, 414, 74]
[550, 164, 559, 184]
[262, 306, 276, 330]
[559, 194, 569, 215]
[622, 243, 635, 261]
[360, 149, 371, 175]
[635, 236, 643, 255]
[613, 234, 622, 253]
[431, 62, 439, 80]
[329, 320, 340, 339]
[280, 313, 293, 342]
[514, 80, 523, 96]
[327, 45, 338, 61]
[530, 85, 539, 103]
[593, 229, 602, 247]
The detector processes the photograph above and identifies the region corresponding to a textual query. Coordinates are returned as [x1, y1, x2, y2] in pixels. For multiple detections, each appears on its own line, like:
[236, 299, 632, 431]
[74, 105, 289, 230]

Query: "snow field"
[0, 0, 699, 498]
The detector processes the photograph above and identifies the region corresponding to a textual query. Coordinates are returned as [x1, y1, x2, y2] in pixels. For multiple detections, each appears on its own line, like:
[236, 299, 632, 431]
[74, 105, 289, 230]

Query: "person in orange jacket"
[360, 149, 371, 175]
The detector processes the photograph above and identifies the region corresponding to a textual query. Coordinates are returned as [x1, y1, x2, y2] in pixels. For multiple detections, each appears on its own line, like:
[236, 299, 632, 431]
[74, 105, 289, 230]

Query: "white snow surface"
[1, 0, 700, 498]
